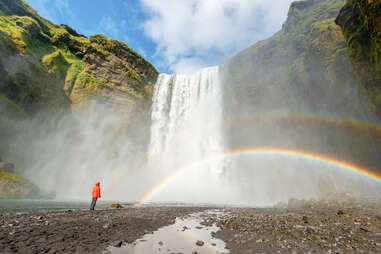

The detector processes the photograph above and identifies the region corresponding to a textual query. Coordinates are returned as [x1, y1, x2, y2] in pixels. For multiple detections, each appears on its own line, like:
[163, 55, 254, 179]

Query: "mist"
[2, 53, 381, 206]
[2, 0, 381, 207]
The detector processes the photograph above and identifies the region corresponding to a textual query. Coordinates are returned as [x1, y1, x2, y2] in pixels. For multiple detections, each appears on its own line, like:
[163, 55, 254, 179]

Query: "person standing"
[90, 182, 101, 210]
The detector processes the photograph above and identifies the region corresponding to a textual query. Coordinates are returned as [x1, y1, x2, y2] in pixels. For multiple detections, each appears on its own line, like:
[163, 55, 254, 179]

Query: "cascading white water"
[147, 66, 232, 203]
[150, 66, 224, 164]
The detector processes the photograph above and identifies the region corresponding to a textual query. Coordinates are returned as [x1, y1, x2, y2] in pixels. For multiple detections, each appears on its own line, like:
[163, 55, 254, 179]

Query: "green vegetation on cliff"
[0, 0, 159, 199]
[336, 0, 381, 117]
[0, 0, 158, 116]
[221, 0, 381, 170]
[222, 0, 359, 114]
[0, 171, 40, 199]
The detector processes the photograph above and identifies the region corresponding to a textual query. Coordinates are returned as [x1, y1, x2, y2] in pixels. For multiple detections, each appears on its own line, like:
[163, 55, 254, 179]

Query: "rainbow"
[225, 113, 381, 133]
[137, 148, 381, 206]
[105, 113, 381, 191]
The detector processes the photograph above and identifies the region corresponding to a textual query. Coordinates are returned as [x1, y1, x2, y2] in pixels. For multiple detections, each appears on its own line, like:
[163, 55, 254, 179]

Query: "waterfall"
[148, 67, 226, 196]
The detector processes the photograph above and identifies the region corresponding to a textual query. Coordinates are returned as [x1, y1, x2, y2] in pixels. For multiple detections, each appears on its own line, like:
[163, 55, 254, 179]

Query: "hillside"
[0, 0, 158, 198]
[220, 0, 381, 173]
[0, 0, 158, 116]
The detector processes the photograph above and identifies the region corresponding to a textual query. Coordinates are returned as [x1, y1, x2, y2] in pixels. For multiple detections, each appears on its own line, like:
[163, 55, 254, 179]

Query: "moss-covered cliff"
[221, 0, 381, 170]
[0, 0, 159, 197]
[222, 0, 360, 114]
[336, 0, 381, 118]
[0, 0, 159, 147]
[0, 0, 158, 114]
[0, 0, 158, 117]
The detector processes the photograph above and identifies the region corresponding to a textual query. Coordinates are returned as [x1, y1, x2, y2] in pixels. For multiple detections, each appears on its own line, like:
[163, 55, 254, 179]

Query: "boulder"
[111, 240, 123, 248]
[111, 203, 123, 209]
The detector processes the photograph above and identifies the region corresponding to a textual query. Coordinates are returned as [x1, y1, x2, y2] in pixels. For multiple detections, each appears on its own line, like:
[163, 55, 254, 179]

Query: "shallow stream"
[106, 210, 229, 254]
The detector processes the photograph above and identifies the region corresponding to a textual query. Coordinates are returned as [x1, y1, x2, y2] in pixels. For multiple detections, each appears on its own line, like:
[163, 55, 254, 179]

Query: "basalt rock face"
[336, 0, 381, 118]
[221, 0, 381, 172]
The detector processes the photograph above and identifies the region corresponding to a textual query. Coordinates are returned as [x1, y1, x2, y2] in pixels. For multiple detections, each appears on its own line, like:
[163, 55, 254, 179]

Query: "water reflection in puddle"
[106, 210, 229, 254]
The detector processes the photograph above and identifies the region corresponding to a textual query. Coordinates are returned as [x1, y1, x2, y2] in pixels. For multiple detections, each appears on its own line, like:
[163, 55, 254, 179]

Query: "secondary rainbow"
[137, 148, 381, 206]
[225, 113, 381, 133]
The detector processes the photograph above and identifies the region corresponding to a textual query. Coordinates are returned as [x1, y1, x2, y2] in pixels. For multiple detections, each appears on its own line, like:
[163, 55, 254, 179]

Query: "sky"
[25, 0, 294, 74]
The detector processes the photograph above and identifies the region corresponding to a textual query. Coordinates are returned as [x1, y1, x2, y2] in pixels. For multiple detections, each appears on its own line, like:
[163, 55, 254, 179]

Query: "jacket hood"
[96, 182, 100, 186]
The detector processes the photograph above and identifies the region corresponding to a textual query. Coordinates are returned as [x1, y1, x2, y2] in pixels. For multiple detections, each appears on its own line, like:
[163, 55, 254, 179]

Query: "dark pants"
[90, 198, 98, 210]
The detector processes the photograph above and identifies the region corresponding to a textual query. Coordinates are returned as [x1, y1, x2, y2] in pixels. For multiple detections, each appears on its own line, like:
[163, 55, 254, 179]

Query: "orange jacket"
[92, 182, 101, 198]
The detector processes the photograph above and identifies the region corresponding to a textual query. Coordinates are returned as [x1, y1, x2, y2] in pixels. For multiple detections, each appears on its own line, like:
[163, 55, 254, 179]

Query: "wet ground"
[105, 210, 228, 254]
[0, 206, 209, 253]
[1, 199, 381, 253]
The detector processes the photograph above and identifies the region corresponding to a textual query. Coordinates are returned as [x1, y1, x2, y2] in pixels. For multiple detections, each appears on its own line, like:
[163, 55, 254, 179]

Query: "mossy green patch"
[42, 51, 69, 74]
[336, 0, 381, 116]
[65, 59, 85, 96]
[128, 68, 141, 83]
[0, 171, 40, 199]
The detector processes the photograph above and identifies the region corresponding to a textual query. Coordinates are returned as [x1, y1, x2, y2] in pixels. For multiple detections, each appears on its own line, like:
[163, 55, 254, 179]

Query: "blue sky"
[26, 0, 294, 74]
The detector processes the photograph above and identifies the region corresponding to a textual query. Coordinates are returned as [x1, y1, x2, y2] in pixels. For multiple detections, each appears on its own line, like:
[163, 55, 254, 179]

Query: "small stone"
[196, 240, 204, 246]
[103, 222, 113, 229]
[112, 240, 123, 248]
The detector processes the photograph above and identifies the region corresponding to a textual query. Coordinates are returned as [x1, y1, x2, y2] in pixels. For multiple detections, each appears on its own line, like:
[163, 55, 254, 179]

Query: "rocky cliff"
[336, 0, 381, 118]
[0, 0, 158, 117]
[221, 0, 381, 171]
[0, 0, 158, 197]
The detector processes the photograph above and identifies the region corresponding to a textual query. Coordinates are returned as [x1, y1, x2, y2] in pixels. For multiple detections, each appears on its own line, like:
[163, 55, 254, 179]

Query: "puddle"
[105, 209, 229, 254]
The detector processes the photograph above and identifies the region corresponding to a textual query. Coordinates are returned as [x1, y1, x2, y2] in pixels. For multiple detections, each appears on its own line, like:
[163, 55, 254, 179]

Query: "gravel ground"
[208, 203, 381, 253]
[0, 206, 208, 253]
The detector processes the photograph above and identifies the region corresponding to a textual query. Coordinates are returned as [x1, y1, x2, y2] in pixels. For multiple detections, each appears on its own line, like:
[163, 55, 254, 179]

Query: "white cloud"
[140, 0, 294, 73]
